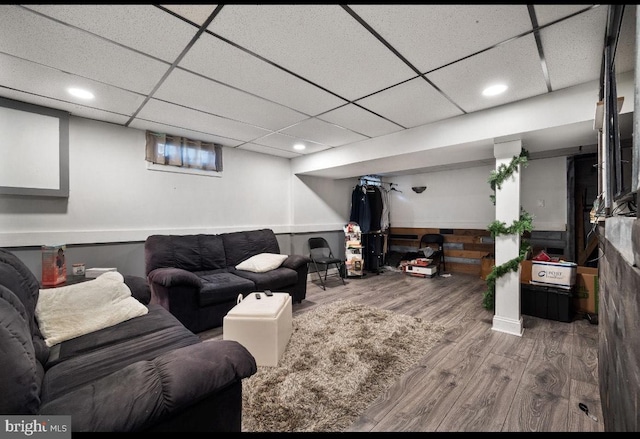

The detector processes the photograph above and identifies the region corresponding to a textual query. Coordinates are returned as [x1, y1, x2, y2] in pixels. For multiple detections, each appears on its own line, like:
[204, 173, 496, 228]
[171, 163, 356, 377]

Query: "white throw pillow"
[235, 253, 288, 273]
[35, 271, 148, 347]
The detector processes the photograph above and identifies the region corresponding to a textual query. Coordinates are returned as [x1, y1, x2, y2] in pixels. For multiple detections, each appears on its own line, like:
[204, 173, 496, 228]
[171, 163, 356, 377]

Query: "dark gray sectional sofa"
[144, 228, 310, 333]
[0, 248, 257, 432]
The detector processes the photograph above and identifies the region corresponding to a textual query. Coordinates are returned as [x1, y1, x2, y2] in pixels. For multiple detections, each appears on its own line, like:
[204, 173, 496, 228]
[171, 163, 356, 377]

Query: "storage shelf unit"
[344, 222, 364, 278]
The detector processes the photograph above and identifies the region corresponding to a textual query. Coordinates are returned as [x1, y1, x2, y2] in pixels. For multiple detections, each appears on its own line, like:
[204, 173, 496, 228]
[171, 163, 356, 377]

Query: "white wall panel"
[290, 174, 353, 233]
[0, 117, 293, 246]
[388, 156, 567, 231]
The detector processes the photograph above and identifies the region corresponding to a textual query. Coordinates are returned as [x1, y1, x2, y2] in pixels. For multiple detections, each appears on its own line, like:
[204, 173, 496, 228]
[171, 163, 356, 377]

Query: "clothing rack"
[352, 176, 395, 269]
[358, 175, 400, 192]
[358, 176, 382, 186]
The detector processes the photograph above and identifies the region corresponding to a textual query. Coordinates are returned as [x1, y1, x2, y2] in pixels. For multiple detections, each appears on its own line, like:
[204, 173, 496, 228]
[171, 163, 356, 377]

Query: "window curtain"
[145, 131, 222, 172]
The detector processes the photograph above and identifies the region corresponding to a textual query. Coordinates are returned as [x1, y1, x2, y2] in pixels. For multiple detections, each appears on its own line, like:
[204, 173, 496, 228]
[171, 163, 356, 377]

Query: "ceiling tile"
[24, 4, 199, 63]
[350, 4, 532, 73]
[541, 6, 608, 91]
[614, 4, 637, 76]
[135, 99, 271, 144]
[0, 54, 146, 116]
[357, 77, 463, 128]
[128, 118, 243, 147]
[0, 89, 131, 126]
[155, 68, 308, 131]
[209, 4, 415, 101]
[0, 5, 169, 95]
[317, 104, 403, 138]
[533, 4, 596, 27]
[238, 143, 303, 159]
[161, 4, 219, 26]
[179, 32, 347, 116]
[281, 118, 368, 147]
[427, 34, 548, 113]
[252, 132, 331, 155]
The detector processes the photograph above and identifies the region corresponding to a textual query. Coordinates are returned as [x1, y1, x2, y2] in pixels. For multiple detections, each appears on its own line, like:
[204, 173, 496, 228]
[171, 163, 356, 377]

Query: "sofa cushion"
[235, 253, 288, 273]
[123, 275, 151, 305]
[198, 272, 256, 307]
[232, 266, 298, 291]
[40, 305, 200, 402]
[145, 234, 227, 274]
[35, 272, 149, 347]
[46, 304, 191, 368]
[0, 248, 50, 364]
[221, 229, 280, 267]
[0, 285, 42, 414]
[39, 340, 256, 432]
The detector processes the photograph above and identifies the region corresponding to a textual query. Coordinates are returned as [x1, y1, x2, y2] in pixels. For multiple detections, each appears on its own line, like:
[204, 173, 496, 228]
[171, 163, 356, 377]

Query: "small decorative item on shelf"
[344, 222, 364, 278]
[41, 244, 67, 286]
[72, 263, 86, 276]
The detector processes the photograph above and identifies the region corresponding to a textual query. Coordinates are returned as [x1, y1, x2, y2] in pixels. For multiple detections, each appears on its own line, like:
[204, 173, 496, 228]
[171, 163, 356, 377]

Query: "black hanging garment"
[349, 185, 360, 223]
[363, 232, 385, 273]
[350, 185, 371, 233]
[367, 186, 383, 233]
[362, 185, 384, 273]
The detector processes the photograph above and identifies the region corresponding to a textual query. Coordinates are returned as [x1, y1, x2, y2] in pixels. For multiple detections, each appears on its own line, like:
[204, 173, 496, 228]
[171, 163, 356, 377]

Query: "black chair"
[419, 234, 446, 275]
[308, 237, 346, 290]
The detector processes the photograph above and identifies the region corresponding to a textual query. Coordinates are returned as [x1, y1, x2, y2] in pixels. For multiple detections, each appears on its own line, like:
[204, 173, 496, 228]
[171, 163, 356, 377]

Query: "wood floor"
[199, 268, 603, 432]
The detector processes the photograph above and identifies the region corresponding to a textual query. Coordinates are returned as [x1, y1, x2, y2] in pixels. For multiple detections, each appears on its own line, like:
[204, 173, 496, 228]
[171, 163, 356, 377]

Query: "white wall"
[290, 174, 354, 233]
[0, 115, 570, 280]
[0, 117, 295, 247]
[520, 157, 568, 231]
[286, 155, 568, 236]
[387, 156, 567, 231]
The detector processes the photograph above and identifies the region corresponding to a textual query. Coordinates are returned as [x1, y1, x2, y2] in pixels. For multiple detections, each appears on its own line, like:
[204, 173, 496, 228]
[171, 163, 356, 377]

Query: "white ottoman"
[223, 292, 292, 367]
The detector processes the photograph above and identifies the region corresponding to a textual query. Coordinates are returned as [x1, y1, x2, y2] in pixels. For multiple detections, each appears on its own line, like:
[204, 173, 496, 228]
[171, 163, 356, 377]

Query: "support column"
[492, 140, 524, 336]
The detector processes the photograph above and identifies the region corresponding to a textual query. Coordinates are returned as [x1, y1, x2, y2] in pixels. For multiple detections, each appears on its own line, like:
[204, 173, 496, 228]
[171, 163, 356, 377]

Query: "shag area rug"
[241, 299, 446, 432]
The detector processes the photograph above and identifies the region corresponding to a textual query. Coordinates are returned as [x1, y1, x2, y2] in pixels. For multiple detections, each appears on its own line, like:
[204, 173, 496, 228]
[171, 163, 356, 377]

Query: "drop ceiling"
[0, 4, 635, 178]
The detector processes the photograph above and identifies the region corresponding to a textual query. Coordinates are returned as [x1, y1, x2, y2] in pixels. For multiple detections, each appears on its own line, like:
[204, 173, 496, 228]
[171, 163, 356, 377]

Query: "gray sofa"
[144, 228, 310, 333]
[0, 248, 257, 432]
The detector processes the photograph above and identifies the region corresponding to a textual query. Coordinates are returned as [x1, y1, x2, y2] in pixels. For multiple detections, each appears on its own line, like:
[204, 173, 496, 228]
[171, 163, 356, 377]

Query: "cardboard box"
[520, 259, 532, 284]
[411, 258, 432, 267]
[480, 256, 533, 284]
[480, 256, 493, 280]
[530, 261, 577, 290]
[41, 244, 67, 286]
[574, 266, 598, 314]
[480, 257, 533, 284]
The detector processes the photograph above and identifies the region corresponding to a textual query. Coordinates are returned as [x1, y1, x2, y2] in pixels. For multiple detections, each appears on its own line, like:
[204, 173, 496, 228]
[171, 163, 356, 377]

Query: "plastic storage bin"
[521, 283, 574, 323]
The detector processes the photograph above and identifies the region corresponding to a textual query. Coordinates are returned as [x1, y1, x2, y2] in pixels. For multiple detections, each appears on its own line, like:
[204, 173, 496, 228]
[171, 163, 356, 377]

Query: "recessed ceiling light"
[293, 143, 306, 151]
[482, 84, 508, 97]
[68, 87, 94, 100]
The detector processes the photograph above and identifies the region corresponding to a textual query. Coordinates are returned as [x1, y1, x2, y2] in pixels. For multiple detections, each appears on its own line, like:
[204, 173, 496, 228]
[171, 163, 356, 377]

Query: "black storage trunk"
[521, 283, 574, 322]
[362, 232, 385, 273]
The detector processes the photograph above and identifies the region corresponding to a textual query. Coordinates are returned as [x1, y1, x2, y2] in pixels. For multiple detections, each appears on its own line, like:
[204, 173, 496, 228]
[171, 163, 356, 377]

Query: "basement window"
[145, 131, 222, 176]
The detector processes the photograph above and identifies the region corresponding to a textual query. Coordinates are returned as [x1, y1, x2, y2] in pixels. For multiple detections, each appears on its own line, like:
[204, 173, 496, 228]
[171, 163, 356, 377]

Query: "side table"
[41, 275, 92, 289]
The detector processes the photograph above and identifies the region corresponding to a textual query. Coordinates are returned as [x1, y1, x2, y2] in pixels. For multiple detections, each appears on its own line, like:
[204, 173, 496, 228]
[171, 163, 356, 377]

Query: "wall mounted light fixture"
[411, 186, 427, 193]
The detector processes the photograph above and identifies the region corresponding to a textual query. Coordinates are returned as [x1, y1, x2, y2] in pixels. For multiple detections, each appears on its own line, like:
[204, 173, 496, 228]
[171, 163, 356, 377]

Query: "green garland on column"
[482, 149, 533, 310]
